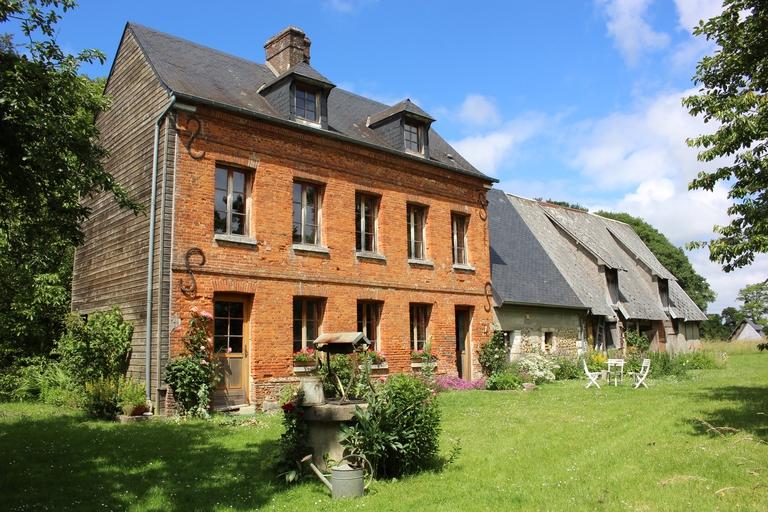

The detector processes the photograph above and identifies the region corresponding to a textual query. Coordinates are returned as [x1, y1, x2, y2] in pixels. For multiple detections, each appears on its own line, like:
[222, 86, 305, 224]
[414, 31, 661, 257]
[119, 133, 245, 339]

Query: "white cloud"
[450, 114, 548, 175]
[597, 0, 670, 64]
[673, 0, 722, 33]
[456, 94, 502, 128]
[689, 251, 768, 313]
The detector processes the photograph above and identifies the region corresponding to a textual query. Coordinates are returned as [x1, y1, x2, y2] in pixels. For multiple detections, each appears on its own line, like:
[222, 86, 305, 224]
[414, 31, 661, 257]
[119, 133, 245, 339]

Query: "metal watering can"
[301, 454, 372, 499]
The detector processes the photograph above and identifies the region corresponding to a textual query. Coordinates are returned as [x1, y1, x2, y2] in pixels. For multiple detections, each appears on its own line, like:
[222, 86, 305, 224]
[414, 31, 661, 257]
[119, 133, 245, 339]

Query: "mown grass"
[1, 352, 766, 511]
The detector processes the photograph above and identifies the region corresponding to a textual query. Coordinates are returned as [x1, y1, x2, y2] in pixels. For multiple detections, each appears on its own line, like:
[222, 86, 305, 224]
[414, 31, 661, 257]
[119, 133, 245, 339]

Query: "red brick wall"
[168, 107, 494, 406]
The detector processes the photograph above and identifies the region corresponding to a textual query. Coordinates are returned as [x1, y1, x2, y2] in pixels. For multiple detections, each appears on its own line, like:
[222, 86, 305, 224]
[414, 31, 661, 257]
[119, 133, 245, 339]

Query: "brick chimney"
[264, 26, 311, 75]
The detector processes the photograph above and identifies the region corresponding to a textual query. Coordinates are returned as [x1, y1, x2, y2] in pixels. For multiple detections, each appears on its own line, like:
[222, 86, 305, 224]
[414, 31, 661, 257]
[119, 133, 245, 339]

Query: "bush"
[164, 307, 217, 417]
[119, 377, 148, 415]
[0, 356, 82, 407]
[677, 351, 719, 370]
[550, 355, 580, 380]
[625, 330, 651, 352]
[485, 370, 522, 390]
[647, 352, 687, 379]
[479, 331, 508, 376]
[586, 351, 607, 372]
[84, 377, 122, 420]
[341, 374, 441, 478]
[517, 353, 558, 383]
[56, 307, 133, 385]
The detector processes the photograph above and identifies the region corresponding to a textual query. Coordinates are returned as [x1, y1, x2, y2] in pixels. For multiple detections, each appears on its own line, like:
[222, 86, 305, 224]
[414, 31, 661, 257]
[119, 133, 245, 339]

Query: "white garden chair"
[630, 358, 651, 389]
[583, 359, 601, 389]
[607, 358, 625, 386]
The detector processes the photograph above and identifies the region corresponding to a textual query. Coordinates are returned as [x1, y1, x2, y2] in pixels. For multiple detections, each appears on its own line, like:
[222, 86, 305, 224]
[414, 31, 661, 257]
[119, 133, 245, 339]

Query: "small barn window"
[404, 121, 423, 154]
[543, 331, 555, 353]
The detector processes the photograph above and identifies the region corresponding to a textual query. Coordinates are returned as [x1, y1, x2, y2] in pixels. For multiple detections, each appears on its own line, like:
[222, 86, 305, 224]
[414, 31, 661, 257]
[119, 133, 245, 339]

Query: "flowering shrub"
[276, 386, 308, 483]
[434, 375, 486, 391]
[485, 370, 523, 390]
[625, 330, 651, 352]
[292, 348, 316, 365]
[164, 307, 218, 418]
[517, 353, 558, 384]
[361, 350, 387, 365]
[479, 331, 508, 376]
[549, 355, 581, 380]
[586, 351, 607, 372]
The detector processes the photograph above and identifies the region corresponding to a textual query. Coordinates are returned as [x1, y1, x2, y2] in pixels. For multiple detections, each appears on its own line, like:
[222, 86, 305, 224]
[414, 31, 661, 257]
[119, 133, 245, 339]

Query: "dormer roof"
[367, 99, 435, 128]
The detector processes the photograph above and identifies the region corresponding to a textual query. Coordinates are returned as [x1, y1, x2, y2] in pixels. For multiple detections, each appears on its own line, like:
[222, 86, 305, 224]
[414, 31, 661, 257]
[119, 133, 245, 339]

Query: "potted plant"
[293, 348, 318, 368]
[410, 349, 437, 367]
[359, 350, 388, 373]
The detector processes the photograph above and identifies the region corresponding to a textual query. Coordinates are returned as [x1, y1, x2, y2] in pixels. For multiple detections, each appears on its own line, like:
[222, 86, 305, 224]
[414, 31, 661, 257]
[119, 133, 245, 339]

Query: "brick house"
[487, 189, 706, 357]
[71, 23, 496, 412]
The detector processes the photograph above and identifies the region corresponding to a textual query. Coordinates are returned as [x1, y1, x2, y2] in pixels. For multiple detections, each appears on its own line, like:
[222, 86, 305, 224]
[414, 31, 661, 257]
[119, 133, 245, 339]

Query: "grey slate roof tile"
[126, 23, 490, 181]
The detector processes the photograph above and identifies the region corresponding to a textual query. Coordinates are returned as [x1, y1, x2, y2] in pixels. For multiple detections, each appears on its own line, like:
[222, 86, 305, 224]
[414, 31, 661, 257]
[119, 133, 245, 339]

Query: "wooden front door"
[455, 308, 472, 380]
[213, 296, 250, 408]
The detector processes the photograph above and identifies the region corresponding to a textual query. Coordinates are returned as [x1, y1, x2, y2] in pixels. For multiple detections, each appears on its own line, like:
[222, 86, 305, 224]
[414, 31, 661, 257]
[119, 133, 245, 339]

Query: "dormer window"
[294, 84, 318, 123]
[404, 121, 423, 154]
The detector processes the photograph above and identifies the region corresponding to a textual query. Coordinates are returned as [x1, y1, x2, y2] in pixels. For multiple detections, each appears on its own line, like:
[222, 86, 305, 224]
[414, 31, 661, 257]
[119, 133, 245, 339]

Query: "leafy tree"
[736, 281, 768, 324]
[700, 313, 731, 339]
[0, 1, 139, 364]
[596, 211, 716, 311]
[682, 1, 768, 272]
[535, 198, 589, 212]
[720, 306, 746, 332]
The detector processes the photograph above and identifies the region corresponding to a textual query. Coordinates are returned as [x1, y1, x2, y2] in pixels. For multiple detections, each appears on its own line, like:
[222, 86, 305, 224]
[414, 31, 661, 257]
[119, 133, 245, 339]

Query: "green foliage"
[0, 356, 82, 406]
[700, 313, 732, 339]
[55, 307, 133, 385]
[276, 386, 308, 483]
[478, 331, 508, 376]
[736, 281, 768, 325]
[318, 353, 373, 399]
[586, 351, 607, 372]
[0, 2, 140, 362]
[596, 211, 715, 311]
[625, 330, 651, 352]
[549, 355, 580, 380]
[647, 352, 688, 379]
[341, 374, 441, 478]
[164, 309, 217, 418]
[517, 353, 558, 383]
[83, 377, 121, 421]
[119, 378, 148, 416]
[485, 370, 523, 390]
[677, 351, 720, 370]
[682, 0, 768, 271]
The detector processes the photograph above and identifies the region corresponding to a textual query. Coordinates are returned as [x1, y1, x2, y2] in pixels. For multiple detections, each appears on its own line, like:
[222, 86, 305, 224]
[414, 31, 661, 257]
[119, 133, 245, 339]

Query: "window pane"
[303, 223, 316, 245]
[215, 301, 228, 318]
[215, 168, 228, 191]
[214, 318, 228, 336]
[355, 197, 363, 251]
[214, 210, 227, 234]
[214, 336, 228, 352]
[231, 214, 245, 235]
[229, 336, 243, 353]
[230, 319, 243, 336]
[232, 171, 245, 193]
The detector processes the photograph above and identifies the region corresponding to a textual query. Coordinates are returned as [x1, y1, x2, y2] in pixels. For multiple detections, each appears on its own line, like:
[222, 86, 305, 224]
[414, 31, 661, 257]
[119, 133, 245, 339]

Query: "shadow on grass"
[0, 412, 284, 511]
[688, 385, 768, 441]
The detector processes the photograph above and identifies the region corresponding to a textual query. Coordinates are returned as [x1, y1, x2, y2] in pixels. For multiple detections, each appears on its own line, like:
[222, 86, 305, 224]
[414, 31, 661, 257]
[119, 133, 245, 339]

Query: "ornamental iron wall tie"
[177, 113, 206, 160]
[180, 247, 206, 298]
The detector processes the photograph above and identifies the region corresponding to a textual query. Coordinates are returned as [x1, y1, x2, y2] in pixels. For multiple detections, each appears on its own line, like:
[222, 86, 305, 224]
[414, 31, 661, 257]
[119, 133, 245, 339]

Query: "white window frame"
[356, 193, 379, 253]
[404, 121, 423, 155]
[293, 298, 323, 352]
[451, 213, 469, 266]
[410, 304, 430, 351]
[293, 181, 322, 246]
[407, 204, 427, 260]
[214, 166, 249, 236]
[357, 301, 382, 351]
[294, 84, 319, 124]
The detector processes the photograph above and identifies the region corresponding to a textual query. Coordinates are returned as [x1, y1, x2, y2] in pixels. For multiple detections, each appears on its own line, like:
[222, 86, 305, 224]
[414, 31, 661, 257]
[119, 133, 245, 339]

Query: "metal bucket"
[300, 376, 325, 405]
[331, 462, 365, 499]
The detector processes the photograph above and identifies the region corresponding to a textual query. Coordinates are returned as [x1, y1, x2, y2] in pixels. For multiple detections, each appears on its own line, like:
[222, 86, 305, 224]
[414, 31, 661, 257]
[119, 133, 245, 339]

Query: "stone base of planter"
[118, 414, 152, 424]
[522, 382, 537, 392]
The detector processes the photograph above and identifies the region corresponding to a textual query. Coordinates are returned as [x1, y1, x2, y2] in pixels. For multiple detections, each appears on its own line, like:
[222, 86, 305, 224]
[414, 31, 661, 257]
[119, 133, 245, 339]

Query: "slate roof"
[489, 190, 706, 322]
[368, 99, 435, 127]
[262, 61, 335, 90]
[124, 23, 490, 182]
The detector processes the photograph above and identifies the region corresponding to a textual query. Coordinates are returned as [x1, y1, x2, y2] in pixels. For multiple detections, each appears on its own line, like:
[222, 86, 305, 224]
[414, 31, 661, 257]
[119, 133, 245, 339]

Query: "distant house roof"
[489, 190, 707, 322]
[729, 320, 765, 341]
[123, 23, 492, 182]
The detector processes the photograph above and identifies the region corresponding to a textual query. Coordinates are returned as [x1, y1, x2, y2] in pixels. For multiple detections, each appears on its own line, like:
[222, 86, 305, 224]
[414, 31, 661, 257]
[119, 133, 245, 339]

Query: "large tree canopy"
[736, 280, 768, 324]
[683, 0, 768, 272]
[0, 0, 138, 364]
[596, 211, 716, 312]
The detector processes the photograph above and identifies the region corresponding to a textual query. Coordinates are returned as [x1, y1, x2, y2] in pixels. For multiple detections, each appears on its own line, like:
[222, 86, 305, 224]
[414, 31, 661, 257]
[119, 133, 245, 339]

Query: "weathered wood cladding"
[71, 28, 171, 388]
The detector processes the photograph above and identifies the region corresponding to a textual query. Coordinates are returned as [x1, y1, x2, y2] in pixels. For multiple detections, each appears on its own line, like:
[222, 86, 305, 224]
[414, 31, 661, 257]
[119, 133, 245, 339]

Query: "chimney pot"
[264, 26, 311, 75]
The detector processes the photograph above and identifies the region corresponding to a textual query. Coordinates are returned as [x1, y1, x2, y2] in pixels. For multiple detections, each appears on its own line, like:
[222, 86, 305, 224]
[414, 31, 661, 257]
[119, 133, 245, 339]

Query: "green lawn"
[1, 352, 767, 511]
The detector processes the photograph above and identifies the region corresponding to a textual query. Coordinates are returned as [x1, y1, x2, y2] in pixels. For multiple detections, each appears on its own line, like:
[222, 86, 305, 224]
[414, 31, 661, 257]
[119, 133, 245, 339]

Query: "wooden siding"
[71, 28, 171, 394]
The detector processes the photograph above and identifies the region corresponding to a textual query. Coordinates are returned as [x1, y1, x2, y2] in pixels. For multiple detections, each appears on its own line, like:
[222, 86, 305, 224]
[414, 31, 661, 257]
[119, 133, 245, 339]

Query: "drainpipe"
[145, 95, 176, 403]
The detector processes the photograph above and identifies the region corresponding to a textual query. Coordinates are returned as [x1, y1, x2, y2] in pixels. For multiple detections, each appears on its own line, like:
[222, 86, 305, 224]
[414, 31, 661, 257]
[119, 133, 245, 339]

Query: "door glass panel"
[229, 302, 243, 318]
[214, 335, 228, 352]
[229, 335, 243, 353]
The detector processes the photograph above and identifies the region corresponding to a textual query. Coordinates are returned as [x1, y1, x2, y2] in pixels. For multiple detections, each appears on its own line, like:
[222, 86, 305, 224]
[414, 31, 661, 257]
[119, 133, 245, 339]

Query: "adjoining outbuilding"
[487, 189, 706, 357]
[729, 320, 765, 341]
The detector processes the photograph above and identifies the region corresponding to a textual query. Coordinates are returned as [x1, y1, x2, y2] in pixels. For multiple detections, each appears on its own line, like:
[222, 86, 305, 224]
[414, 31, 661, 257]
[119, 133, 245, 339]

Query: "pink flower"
[201, 359, 208, 365]
[227, 346, 233, 353]
[200, 310, 213, 320]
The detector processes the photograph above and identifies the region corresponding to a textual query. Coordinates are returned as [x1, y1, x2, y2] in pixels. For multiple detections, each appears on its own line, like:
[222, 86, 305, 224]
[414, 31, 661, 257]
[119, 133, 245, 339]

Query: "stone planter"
[118, 414, 151, 424]
[302, 400, 368, 471]
[359, 362, 388, 375]
[293, 364, 318, 375]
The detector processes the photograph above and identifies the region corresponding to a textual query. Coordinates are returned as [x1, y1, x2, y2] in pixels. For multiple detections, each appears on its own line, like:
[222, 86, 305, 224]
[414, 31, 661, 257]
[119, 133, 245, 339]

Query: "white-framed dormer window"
[214, 166, 249, 236]
[294, 84, 319, 123]
[404, 121, 423, 154]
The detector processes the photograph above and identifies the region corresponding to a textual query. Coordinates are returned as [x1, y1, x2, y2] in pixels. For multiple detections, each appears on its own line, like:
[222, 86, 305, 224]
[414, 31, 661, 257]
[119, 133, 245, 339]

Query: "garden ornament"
[301, 454, 372, 499]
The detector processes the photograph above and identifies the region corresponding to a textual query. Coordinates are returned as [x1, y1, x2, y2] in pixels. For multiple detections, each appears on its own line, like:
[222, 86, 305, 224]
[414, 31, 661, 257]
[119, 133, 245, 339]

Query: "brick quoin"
[170, 106, 495, 408]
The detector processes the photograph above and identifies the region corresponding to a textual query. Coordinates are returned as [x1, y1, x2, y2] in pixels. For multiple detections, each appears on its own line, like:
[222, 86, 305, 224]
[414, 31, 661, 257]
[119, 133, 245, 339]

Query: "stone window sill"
[292, 243, 330, 256]
[452, 263, 476, 273]
[356, 251, 387, 262]
[358, 362, 389, 370]
[214, 234, 258, 247]
[408, 258, 435, 268]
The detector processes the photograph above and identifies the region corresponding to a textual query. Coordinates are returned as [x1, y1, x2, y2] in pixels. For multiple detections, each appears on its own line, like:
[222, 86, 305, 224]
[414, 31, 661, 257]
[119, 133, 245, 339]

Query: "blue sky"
[7, 0, 766, 312]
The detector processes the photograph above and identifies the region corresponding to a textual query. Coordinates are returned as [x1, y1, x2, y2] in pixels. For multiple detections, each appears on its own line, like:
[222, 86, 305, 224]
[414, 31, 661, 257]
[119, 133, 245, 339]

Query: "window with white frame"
[357, 301, 382, 350]
[451, 213, 469, 265]
[404, 121, 423, 154]
[409, 304, 431, 351]
[214, 166, 248, 236]
[293, 298, 323, 353]
[407, 204, 427, 260]
[355, 193, 379, 253]
[292, 181, 322, 245]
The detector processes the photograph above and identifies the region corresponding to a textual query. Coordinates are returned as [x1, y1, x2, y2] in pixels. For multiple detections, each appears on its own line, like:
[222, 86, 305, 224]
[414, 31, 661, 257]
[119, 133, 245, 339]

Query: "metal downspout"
[145, 95, 176, 404]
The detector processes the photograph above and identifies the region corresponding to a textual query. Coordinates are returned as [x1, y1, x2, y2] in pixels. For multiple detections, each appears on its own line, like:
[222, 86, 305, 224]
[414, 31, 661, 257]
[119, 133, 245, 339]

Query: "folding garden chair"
[630, 358, 651, 389]
[583, 359, 601, 389]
